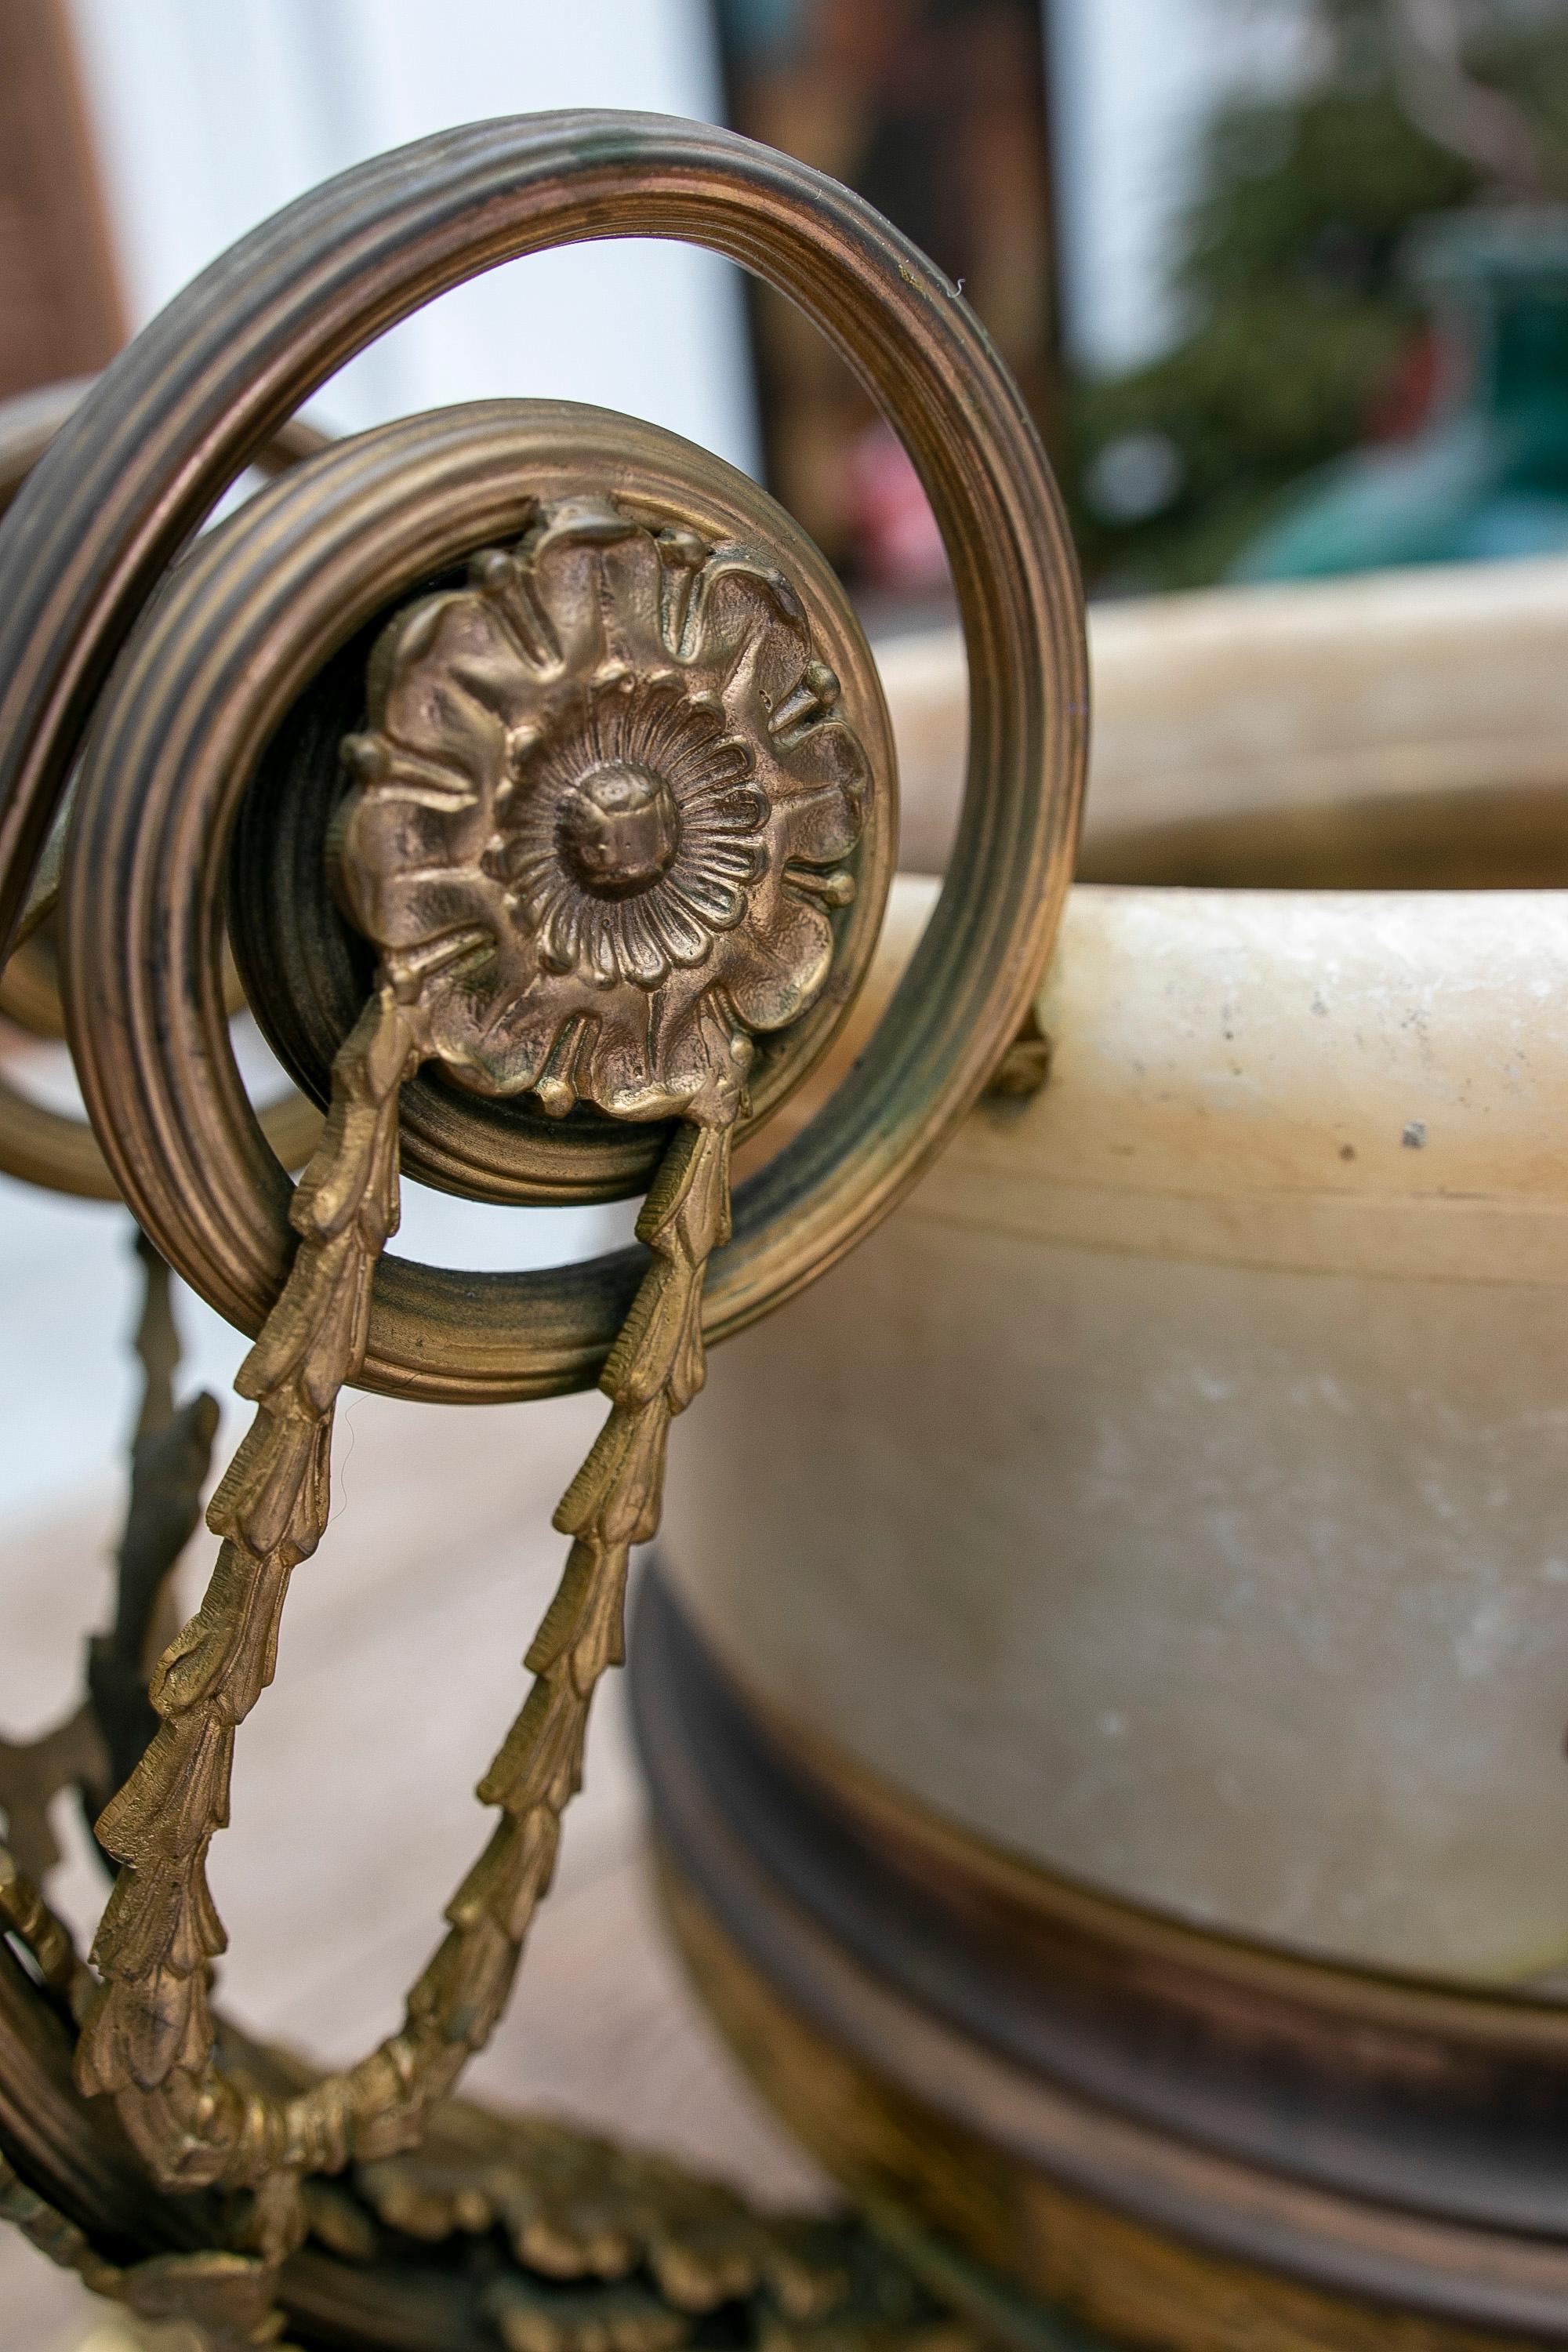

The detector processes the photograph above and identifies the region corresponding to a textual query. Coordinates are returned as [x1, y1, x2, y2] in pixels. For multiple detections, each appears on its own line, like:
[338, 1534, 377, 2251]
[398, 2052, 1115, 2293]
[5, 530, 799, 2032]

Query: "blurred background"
[8, 0, 1567, 619]
[3, 2, 1568, 2343]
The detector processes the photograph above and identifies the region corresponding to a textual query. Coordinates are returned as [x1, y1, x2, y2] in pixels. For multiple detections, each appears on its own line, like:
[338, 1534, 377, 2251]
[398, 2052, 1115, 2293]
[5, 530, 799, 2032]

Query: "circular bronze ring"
[0, 379, 325, 1199]
[11, 111, 1083, 1398]
[68, 401, 897, 1220]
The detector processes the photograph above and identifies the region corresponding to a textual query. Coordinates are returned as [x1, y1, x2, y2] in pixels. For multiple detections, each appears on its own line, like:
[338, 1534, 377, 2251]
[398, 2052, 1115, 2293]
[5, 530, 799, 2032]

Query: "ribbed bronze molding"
[0, 379, 322, 1198]
[633, 1563, 1568, 2352]
[0, 111, 1086, 1397]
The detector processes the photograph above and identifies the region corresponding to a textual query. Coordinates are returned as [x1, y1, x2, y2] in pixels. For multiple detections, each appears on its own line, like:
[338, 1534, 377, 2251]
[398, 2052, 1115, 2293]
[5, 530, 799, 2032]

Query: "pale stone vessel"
[664, 553, 1568, 1987]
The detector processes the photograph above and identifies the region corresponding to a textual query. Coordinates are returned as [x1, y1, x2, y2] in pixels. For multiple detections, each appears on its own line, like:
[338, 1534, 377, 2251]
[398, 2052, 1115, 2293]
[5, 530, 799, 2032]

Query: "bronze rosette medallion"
[336, 493, 869, 1131]
[223, 405, 897, 1228]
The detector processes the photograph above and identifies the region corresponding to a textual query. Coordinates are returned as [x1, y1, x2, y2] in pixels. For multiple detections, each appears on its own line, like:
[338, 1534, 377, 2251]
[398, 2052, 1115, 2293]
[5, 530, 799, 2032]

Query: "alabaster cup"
[637, 555, 1568, 2352]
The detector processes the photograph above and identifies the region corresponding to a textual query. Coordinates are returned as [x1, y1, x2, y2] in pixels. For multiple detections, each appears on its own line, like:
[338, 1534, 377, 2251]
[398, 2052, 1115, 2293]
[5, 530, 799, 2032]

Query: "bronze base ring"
[632, 1562, 1568, 2352]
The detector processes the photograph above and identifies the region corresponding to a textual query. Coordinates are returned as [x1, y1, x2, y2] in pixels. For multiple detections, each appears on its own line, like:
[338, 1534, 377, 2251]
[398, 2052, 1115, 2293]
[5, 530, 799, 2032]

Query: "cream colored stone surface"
[670, 877, 1568, 1984]
[882, 554, 1568, 873]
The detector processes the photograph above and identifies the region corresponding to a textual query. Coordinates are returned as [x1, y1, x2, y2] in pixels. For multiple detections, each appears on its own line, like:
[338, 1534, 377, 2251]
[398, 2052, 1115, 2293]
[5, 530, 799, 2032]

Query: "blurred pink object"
[848, 417, 949, 591]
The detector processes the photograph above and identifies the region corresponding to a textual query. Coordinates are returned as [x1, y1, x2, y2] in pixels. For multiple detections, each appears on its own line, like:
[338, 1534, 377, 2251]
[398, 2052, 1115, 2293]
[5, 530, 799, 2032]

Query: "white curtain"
[66, 0, 759, 468]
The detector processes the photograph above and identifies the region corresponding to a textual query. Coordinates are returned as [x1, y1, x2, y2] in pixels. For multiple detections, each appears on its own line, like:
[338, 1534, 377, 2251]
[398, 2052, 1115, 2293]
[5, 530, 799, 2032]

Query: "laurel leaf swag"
[69, 977, 732, 2267]
[75, 985, 426, 2111]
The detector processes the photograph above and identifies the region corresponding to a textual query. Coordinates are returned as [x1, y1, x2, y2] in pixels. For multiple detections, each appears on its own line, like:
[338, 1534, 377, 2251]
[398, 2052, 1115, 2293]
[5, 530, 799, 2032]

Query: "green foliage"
[1067, 4, 1566, 590]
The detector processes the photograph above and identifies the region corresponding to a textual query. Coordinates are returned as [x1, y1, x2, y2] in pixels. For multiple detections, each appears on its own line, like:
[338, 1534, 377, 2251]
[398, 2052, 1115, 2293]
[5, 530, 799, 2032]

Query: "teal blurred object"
[1235, 209, 1568, 581]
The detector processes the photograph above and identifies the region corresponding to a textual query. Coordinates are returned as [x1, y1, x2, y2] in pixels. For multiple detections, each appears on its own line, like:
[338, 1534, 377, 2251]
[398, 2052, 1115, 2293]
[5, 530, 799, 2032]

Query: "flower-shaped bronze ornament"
[336, 495, 869, 1131]
[12, 107, 1082, 2349]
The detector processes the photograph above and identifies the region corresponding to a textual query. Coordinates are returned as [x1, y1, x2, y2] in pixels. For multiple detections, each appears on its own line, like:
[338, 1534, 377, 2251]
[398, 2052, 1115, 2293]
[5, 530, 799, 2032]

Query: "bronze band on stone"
[633, 1563, 1568, 2352]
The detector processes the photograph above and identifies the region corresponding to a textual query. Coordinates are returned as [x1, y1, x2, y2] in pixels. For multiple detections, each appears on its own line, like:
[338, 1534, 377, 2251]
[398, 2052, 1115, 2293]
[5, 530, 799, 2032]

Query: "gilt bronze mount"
[0, 109, 1086, 2352]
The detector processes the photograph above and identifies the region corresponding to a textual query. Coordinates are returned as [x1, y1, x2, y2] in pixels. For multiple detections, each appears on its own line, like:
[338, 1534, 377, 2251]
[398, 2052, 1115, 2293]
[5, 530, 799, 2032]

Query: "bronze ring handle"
[75, 399, 896, 1205]
[6, 111, 1086, 1397]
[0, 380, 325, 1199]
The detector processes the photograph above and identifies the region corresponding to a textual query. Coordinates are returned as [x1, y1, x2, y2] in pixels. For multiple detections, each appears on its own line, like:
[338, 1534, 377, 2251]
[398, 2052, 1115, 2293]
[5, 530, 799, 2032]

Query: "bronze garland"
[60, 500, 872, 2318]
